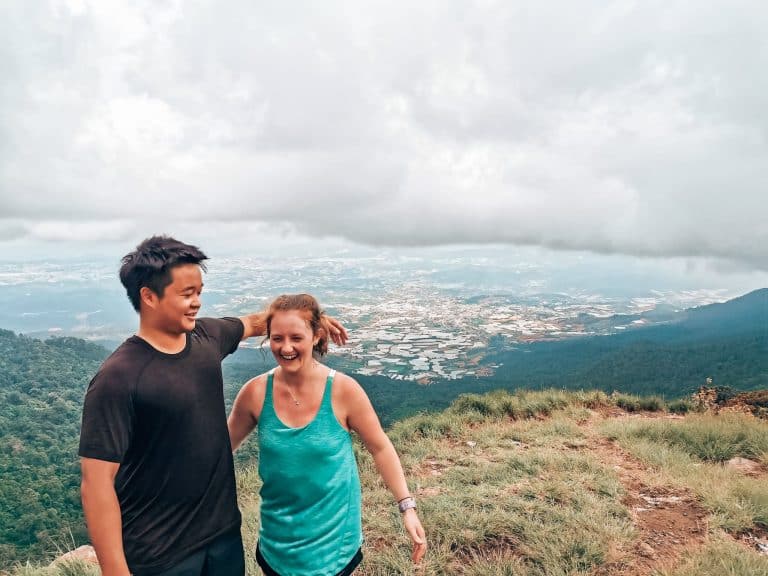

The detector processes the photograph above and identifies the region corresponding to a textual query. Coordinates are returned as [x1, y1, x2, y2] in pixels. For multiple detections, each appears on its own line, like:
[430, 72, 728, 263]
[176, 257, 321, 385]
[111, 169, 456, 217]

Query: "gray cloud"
[1, 0, 766, 270]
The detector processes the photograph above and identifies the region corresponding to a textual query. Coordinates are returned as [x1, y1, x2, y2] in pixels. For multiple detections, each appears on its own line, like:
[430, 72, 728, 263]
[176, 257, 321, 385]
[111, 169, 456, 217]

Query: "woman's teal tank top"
[257, 369, 363, 575]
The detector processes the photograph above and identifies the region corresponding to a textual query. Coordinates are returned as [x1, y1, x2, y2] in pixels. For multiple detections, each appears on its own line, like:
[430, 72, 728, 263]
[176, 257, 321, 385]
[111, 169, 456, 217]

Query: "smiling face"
[268, 309, 319, 373]
[144, 263, 203, 334]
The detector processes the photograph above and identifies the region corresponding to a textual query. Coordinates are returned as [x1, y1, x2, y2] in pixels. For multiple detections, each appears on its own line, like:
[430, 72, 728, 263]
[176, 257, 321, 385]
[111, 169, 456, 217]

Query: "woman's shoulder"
[329, 369, 366, 400]
[329, 368, 356, 386]
[239, 372, 271, 401]
[247, 371, 272, 386]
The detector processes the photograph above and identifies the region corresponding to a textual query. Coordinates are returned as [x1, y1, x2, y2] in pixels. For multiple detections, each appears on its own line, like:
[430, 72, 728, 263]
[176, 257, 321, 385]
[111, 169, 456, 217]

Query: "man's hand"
[240, 312, 268, 340]
[322, 315, 348, 346]
[242, 311, 348, 345]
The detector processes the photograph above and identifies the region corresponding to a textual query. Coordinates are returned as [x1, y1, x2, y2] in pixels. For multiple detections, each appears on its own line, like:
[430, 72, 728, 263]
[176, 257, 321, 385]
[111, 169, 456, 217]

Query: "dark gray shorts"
[138, 530, 244, 576]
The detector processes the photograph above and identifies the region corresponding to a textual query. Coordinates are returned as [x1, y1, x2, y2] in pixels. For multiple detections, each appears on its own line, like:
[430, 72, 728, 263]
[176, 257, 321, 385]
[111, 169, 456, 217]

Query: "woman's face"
[269, 310, 318, 373]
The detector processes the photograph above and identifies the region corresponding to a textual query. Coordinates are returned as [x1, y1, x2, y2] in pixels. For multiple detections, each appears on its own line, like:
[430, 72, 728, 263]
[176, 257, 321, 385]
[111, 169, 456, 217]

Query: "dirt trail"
[576, 411, 709, 575]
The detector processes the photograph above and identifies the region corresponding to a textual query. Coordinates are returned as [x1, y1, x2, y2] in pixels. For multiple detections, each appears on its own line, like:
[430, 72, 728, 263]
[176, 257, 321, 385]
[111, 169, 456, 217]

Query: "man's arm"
[239, 312, 268, 341]
[81, 457, 130, 576]
[238, 312, 349, 345]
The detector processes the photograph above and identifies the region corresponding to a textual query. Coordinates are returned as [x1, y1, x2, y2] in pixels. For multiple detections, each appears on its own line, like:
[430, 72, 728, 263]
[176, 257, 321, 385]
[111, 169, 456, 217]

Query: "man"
[79, 236, 347, 576]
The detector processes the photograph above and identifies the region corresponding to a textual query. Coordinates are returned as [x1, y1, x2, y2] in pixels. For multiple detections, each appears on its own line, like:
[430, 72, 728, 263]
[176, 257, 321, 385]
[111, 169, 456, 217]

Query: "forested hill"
[683, 287, 767, 335]
[618, 286, 767, 342]
[478, 287, 767, 400]
[0, 330, 108, 566]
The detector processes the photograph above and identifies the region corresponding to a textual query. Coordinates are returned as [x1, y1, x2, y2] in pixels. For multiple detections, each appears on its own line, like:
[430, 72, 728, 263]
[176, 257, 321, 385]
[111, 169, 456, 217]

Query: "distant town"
[1, 255, 736, 383]
[202, 257, 733, 383]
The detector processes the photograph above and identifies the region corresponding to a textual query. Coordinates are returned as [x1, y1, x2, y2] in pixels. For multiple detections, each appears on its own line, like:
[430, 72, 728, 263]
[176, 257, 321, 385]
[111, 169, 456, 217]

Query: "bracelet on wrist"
[397, 496, 417, 513]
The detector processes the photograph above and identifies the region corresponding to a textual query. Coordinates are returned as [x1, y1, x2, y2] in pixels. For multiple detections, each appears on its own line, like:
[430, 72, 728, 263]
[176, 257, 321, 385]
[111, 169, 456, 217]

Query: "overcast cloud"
[1, 0, 766, 269]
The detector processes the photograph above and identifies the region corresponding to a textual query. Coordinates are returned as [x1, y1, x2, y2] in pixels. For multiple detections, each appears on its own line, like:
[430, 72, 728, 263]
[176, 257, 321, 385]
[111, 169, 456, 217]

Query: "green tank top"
[258, 369, 363, 575]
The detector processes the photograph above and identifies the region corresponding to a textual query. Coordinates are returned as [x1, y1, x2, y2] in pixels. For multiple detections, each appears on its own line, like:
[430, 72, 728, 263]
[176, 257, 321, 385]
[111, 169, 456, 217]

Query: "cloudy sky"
[1, 0, 766, 276]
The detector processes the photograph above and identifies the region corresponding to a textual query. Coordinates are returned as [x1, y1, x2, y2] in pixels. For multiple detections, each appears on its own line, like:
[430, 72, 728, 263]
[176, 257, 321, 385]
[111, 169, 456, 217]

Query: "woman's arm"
[228, 375, 266, 451]
[344, 376, 427, 564]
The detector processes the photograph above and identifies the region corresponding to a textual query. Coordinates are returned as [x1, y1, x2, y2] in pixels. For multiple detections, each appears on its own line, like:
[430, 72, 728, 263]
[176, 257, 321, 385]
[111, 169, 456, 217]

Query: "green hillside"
[0, 330, 107, 566]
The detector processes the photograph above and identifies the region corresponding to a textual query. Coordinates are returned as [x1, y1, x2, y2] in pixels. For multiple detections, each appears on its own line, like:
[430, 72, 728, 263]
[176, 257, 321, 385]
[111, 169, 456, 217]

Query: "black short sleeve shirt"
[79, 317, 245, 573]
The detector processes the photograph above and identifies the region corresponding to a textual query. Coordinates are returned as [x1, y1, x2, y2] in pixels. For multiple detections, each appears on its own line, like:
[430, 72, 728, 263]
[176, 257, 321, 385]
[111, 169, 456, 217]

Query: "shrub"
[614, 394, 641, 412]
[668, 399, 692, 414]
[606, 414, 768, 463]
[638, 395, 664, 412]
[451, 394, 501, 417]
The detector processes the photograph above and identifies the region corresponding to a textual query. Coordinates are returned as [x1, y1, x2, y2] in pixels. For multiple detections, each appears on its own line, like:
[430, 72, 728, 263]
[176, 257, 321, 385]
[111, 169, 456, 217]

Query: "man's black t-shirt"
[79, 317, 245, 573]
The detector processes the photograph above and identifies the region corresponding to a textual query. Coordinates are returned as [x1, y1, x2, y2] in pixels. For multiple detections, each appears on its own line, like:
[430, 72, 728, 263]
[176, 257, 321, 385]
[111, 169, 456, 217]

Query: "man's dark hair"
[119, 236, 208, 312]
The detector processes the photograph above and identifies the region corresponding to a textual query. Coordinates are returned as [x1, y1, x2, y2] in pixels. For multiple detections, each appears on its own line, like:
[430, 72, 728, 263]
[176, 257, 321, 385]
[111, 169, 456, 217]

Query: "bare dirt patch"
[581, 413, 709, 575]
[416, 486, 443, 498]
[622, 486, 708, 573]
[413, 457, 452, 478]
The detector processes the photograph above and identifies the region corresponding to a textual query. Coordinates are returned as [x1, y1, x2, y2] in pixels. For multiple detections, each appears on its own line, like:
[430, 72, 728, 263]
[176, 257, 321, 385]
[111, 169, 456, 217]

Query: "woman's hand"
[403, 509, 427, 564]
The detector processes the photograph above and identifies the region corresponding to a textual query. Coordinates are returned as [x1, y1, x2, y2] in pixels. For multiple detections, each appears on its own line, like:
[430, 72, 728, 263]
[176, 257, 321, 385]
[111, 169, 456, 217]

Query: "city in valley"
[0, 251, 736, 384]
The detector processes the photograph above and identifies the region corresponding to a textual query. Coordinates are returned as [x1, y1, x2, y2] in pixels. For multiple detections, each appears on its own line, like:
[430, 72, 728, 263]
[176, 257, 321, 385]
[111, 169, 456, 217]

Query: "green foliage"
[446, 389, 596, 423]
[8, 382, 768, 575]
[484, 330, 768, 401]
[388, 412, 466, 443]
[0, 330, 107, 568]
[613, 393, 665, 412]
[667, 399, 693, 414]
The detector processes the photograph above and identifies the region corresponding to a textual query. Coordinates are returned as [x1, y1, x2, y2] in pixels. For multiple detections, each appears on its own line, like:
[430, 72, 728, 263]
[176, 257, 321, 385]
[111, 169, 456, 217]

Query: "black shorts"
[137, 530, 245, 576]
[255, 542, 362, 576]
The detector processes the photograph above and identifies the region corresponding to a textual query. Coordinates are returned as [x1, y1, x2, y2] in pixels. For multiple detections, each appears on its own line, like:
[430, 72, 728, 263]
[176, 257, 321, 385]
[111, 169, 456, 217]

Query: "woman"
[228, 294, 426, 576]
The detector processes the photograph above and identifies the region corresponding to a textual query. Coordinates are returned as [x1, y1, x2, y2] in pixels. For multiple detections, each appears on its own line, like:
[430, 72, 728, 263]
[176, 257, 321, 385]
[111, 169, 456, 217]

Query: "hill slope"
[481, 287, 768, 399]
[28, 389, 768, 575]
[239, 389, 768, 575]
[0, 330, 108, 566]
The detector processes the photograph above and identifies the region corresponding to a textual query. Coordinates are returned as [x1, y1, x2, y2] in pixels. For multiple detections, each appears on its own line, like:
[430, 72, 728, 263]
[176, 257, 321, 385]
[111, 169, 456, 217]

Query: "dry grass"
[10, 389, 768, 576]
[602, 414, 768, 534]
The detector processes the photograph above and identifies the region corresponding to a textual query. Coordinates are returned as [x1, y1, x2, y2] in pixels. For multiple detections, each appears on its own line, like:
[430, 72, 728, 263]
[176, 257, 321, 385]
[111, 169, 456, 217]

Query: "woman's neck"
[278, 362, 324, 389]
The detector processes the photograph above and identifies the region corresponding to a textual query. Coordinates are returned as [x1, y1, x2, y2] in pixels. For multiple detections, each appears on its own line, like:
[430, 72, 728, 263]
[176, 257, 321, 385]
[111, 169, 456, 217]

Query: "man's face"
[152, 263, 203, 333]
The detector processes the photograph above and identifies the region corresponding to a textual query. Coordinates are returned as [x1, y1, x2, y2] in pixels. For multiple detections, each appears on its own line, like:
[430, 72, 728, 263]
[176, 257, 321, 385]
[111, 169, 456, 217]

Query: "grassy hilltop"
[17, 389, 768, 576]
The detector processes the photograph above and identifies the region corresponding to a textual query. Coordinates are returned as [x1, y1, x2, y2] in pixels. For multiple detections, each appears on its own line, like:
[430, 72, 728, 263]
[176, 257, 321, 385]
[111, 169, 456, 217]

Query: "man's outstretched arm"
[239, 312, 267, 341]
[81, 457, 130, 576]
[239, 312, 348, 345]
